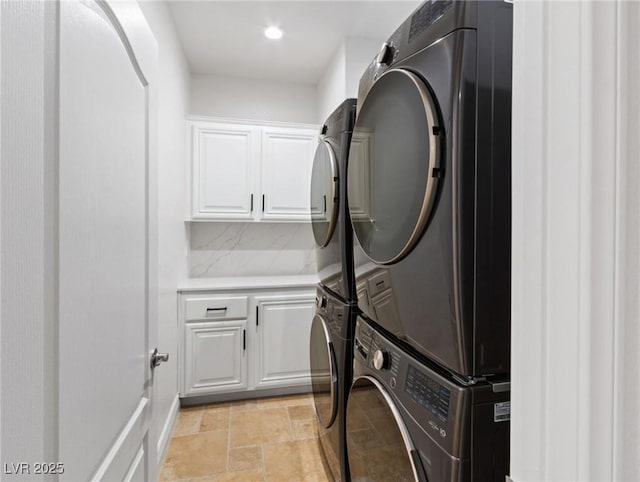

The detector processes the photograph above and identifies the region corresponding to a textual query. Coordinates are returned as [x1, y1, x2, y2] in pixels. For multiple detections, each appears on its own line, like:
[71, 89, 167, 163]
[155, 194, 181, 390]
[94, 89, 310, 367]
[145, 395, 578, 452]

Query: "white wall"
[191, 74, 317, 124]
[316, 42, 346, 123]
[511, 1, 640, 480]
[315, 37, 381, 123]
[138, 0, 190, 468]
[344, 37, 379, 99]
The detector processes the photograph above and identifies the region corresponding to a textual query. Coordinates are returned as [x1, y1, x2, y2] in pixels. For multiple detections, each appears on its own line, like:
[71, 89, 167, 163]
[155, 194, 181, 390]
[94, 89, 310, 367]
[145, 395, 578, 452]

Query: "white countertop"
[178, 274, 319, 292]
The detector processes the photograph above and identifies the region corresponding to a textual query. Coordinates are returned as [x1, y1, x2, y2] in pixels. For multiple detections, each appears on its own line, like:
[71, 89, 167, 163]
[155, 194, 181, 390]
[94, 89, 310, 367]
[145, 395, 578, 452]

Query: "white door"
[58, 2, 157, 481]
[255, 295, 315, 388]
[261, 127, 317, 220]
[191, 122, 258, 220]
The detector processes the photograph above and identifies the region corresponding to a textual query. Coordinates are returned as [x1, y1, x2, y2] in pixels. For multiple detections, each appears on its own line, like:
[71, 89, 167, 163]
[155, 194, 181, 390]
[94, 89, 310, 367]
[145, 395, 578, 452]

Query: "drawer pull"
[206, 307, 227, 312]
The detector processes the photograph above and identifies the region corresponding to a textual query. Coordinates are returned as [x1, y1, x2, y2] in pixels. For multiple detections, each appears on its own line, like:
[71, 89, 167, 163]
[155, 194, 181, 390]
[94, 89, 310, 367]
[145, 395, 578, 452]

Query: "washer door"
[310, 314, 338, 428]
[348, 68, 442, 265]
[311, 140, 339, 248]
[347, 376, 427, 482]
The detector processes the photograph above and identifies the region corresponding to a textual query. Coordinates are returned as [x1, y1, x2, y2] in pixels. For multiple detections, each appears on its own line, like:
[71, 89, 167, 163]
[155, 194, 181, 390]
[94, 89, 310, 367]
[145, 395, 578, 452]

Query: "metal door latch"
[151, 348, 169, 368]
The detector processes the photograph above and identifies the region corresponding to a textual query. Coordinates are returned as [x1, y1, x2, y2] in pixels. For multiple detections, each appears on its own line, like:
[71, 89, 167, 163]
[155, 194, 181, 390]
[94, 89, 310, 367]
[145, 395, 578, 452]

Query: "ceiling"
[168, 1, 421, 84]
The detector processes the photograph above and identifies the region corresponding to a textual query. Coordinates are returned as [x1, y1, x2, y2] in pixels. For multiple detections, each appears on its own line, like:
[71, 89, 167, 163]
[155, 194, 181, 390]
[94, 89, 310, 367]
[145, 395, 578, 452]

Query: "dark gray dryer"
[311, 98, 357, 302]
[347, 317, 510, 482]
[348, 1, 513, 380]
[309, 99, 358, 481]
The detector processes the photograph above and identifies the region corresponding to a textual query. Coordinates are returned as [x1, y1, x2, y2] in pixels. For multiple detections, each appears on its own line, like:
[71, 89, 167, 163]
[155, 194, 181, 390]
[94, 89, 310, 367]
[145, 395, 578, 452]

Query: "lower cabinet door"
[183, 320, 247, 396]
[255, 296, 315, 388]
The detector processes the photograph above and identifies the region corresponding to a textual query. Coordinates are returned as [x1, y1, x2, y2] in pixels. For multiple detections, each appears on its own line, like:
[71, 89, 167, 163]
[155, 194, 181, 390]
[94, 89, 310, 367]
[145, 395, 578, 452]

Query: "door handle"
[250, 194, 254, 212]
[151, 348, 169, 369]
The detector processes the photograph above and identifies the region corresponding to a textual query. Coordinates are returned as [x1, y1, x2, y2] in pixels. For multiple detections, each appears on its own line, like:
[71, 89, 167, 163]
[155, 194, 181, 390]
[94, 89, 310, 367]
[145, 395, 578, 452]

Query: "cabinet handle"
[262, 194, 265, 213]
[206, 307, 227, 312]
[256, 306, 259, 327]
[250, 194, 254, 212]
[243, 329, 246, 351]
[323, 195, 327, 213]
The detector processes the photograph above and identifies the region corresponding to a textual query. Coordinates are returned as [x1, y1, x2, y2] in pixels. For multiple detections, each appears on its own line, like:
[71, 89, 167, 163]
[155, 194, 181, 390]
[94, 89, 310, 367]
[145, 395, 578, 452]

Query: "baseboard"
[156, 393, 180, 464]
[180, 384, 311, 407]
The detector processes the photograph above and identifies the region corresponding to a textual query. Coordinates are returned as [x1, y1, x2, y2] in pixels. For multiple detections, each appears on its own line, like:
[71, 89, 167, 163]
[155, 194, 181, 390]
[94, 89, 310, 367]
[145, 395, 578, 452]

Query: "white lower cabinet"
[179, 286, 315, 398]
[183, 321, 247, 396]
[255, 295, 315, 388]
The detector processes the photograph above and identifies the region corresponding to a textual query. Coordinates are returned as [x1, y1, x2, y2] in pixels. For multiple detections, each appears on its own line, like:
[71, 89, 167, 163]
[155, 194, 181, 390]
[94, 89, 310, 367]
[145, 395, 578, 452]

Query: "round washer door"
[347, 376, 427, 482]
[309, 314, 338, 428]
[348, 68, 441, 265]
[311, 140, 339, 248]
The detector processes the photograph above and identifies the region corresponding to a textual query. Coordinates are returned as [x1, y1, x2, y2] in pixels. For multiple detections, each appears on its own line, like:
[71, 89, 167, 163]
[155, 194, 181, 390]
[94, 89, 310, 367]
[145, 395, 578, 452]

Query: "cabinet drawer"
[184, 296, 248, 321]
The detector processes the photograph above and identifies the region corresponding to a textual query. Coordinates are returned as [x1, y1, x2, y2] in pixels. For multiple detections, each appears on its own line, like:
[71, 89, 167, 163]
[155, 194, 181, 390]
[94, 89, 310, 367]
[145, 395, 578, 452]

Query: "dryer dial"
[376, 42, 394, 66]
[373, 349, 390, 370]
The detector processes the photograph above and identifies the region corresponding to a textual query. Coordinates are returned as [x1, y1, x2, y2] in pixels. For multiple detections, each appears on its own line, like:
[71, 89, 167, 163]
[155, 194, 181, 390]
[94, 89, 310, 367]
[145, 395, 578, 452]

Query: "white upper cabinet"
[191, 122, 258, 220]
[260, 127, 318, 220]
[188, 117, 318, 222]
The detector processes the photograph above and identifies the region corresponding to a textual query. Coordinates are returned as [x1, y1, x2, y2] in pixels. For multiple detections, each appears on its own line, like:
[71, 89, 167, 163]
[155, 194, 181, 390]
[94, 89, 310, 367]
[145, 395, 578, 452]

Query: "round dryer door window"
[347, 377, 425, 481]
[309, 315, 338, 428]
[348, 68, 441, 264]
[311, 140, 339, 248]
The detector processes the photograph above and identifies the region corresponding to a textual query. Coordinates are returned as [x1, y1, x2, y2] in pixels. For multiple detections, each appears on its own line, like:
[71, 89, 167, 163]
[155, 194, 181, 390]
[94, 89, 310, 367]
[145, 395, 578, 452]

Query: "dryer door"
[311, 140, 339, 248]
[310, 314, 338, 428]
[347, 376, 428, 482]
[348, 68, 442, 265]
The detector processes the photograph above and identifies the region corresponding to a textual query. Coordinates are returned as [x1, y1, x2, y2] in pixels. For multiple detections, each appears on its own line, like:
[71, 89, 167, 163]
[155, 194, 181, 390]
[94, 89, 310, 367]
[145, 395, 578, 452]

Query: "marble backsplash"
[189, 222, 317, 277]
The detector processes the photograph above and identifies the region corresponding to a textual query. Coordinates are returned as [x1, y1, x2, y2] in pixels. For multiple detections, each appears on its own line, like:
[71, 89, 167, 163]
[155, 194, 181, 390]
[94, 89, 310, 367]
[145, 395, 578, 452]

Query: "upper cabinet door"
[260, 127, 318, 220]
[191, 122, 258, 220]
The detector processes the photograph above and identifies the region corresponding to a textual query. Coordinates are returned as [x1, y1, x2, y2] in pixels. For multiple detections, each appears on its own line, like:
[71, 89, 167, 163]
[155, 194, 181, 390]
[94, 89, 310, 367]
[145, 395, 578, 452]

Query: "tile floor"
[160, 393, 331, 482]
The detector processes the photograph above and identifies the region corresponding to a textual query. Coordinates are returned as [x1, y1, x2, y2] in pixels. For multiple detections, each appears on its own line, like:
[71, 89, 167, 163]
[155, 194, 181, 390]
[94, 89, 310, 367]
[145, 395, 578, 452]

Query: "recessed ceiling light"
[264, 26, 283, 40]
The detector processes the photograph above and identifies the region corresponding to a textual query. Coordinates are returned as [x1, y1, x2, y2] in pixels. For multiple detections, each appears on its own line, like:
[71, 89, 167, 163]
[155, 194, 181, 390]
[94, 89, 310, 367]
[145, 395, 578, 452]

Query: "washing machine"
[346, 316, 510, 481]
[347, 0, 513, 380]
[309, 99, 358, 481]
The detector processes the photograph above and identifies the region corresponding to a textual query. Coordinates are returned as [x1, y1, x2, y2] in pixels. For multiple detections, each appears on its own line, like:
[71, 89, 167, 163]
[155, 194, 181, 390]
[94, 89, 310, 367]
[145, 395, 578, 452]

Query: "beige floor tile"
[229, 398, 259, 412]
[263, 438, 326, 481]
[287, 404, 315, 420]
[257, 393, 313, 409]
[164, 430, 228, 479]
[292, 417, 318, 440]
[157, 461, 180, 481]
[230, 407, 293, 447]
[200, 405, 230, 432]
[173, 409, 204, 436]
[227, 446, 263, 472]
[301, 471, 332, 482]
[212, 470, 264, 482]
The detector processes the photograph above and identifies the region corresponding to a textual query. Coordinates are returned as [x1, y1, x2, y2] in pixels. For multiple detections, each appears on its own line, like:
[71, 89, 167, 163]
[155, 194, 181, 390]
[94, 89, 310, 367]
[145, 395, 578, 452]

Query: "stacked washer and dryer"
[309, 99, 358, 482]
[310, 1, 513, 481]
[345, 1, 513, 481]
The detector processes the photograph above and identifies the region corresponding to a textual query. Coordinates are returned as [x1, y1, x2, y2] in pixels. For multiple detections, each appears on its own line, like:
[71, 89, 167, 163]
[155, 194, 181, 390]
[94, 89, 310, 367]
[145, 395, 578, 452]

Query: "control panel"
[353, 316, 511, 460]
[405, 364, 450, 423]
[409, 0, 454, 42]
